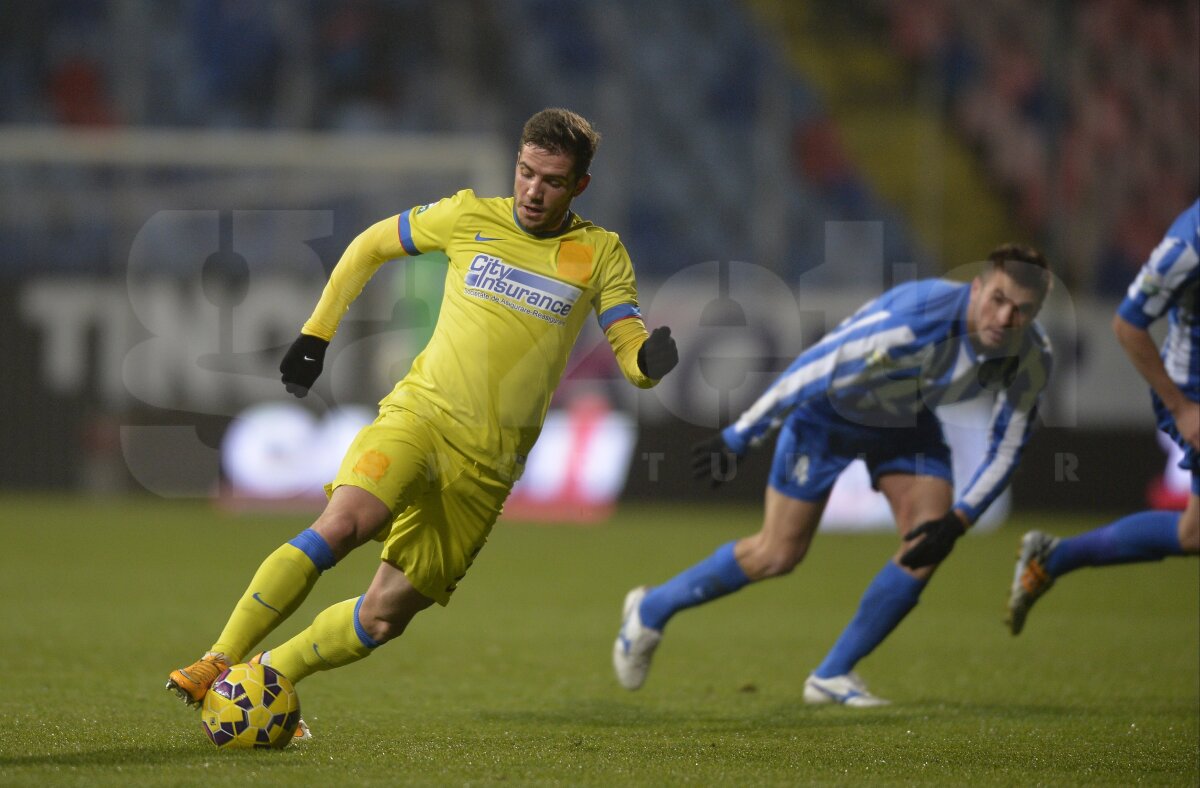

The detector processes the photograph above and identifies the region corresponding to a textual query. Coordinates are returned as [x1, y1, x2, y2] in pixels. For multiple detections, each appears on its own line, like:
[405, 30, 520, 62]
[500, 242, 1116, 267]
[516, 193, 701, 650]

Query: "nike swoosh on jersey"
[303, 355, 316, 362]
[475, 232, 499, 242]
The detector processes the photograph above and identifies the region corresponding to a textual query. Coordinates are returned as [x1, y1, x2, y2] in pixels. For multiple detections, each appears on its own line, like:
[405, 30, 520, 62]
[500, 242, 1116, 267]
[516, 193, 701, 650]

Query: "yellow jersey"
[302, 189, 656, 477]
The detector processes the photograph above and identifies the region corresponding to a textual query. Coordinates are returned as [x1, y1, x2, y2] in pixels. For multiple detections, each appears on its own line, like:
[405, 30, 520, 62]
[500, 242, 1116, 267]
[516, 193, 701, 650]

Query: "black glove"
[637, 326, 679, 379]
[899, 512, 966, 568]
[279, 333, 329, 398]
[691, 433, 739, 488]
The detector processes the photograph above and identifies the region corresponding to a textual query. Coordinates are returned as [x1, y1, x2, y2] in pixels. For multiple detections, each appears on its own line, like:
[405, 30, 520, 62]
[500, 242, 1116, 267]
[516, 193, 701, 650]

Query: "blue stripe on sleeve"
[598, 303, 641, 331]
[397, 210, 421, 256]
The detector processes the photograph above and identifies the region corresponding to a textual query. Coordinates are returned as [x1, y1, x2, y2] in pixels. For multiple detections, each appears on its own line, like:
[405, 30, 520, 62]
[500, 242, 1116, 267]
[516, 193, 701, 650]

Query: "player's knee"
[762, 549, 806, 578]
[310, 512, 362, 557]
[742, 538, 807, 579]
[360, 615, 406, 645]
[312, 509, 388, 557]
[360, 590, 432, 644]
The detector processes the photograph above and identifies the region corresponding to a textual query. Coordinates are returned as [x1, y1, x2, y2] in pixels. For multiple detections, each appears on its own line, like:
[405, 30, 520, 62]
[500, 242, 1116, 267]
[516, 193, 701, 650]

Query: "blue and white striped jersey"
[722, 278, 1053, 523]
[1116, 199, 1200, 400]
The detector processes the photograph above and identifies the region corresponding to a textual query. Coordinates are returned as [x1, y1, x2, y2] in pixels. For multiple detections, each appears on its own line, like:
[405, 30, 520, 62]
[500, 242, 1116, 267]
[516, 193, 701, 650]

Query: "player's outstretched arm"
[899, 511, 968, 569]
[637, 326, 679, 379]
[281, 217, 408, 398]
[279, 333, 329, 398]
[604, 318, 674, 389]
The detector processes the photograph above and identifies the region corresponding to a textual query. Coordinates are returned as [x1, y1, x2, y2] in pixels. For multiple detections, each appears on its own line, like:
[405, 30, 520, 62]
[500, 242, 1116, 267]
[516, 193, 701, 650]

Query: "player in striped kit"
[614, 244, 1053, 705]
[1008, 199, 1199, 636]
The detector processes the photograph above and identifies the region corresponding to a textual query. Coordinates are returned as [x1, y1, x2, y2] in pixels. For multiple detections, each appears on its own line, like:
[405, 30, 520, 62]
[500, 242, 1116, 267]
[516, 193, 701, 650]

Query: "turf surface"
[0, 496, 1196, 785]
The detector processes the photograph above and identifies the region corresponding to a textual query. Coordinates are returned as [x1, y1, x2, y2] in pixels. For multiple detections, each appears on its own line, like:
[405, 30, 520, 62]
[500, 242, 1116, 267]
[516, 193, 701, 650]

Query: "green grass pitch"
[0, 495, 1196, 786]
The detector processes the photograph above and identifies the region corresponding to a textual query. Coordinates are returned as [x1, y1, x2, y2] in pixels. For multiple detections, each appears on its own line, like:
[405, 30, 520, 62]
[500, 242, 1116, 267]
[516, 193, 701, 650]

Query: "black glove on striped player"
[691, 433, 740, 489]
[899, 512, 966, 568]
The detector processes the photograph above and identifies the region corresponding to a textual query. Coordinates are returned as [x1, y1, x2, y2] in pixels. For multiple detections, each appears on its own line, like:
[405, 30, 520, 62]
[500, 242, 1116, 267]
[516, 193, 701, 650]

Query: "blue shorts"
[1152, 393, 1200, 495]
[769, 404, 953, 502]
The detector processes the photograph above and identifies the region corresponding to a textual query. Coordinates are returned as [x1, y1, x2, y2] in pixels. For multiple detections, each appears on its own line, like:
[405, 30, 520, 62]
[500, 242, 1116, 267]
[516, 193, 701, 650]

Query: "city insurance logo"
[464, 254, 581, 325]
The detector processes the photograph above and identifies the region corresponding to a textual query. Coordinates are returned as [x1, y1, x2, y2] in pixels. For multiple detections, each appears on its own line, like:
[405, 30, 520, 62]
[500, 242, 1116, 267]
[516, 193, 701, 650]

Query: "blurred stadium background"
[1, 0, 1197, 519]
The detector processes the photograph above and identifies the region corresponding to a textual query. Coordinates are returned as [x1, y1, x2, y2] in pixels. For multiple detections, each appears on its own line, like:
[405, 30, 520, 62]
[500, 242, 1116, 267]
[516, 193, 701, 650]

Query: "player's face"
[513, 144, 590, 233]
[968, 269, 1043, 352]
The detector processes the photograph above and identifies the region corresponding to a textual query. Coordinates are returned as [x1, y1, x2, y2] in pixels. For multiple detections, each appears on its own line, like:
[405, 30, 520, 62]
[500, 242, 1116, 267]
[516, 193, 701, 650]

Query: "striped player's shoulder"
[875, 278, 967, 318]
[1168, 198, 1199, 246]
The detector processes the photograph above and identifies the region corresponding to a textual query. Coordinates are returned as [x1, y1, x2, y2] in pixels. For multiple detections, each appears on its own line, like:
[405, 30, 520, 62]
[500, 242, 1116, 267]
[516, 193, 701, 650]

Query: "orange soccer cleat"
[166, 653, 229, 706]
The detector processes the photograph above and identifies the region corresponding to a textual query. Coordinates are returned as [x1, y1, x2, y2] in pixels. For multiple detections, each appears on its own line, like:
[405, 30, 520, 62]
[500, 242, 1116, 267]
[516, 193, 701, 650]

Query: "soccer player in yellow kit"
[167, 109, 678, 735]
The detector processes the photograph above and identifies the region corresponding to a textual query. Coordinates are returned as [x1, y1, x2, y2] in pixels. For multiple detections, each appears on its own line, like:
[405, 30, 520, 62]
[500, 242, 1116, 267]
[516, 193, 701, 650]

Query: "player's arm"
[902, 345, 1050, 568]
[722, 309, 920, 454]
[1113, 313, 1198, 450]
[955, 341, 1052, 525]
[595, 240, 677, 389]
[302, 217, 406, 341]
[280, 216, 407, 397]
[601, 311, 677, 388]
[694, 331, 869, 487]
[1113, 226, 1200, 448]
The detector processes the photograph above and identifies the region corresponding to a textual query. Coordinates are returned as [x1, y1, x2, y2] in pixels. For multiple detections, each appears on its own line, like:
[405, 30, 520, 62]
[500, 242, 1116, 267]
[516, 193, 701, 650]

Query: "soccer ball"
[200, 662, 301, 749]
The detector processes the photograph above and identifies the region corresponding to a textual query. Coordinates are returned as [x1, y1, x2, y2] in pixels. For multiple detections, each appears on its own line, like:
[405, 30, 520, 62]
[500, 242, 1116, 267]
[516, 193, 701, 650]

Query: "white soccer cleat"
[803, 672, 891, 707]
[612, 586, 662, 691]
[1007, 530, 1060, 636]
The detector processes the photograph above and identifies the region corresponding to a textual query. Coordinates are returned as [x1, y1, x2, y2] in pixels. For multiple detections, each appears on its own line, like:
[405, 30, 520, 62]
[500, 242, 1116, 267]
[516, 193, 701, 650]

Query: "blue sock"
[1046, 511, 1183, 577]
[639, 541, 750, 631]
[814, 561, 925, 679]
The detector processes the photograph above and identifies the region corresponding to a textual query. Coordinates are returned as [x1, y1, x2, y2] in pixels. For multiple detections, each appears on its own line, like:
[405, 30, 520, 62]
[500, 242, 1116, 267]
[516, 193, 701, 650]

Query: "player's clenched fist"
[279, 333, 329, 398]
[637, 326, 678, 379]
[899, 512, 966, 568]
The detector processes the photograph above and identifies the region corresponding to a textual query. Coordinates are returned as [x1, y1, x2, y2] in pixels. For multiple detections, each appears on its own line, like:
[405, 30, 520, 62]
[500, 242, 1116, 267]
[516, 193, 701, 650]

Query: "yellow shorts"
[329, 405, 516, 606]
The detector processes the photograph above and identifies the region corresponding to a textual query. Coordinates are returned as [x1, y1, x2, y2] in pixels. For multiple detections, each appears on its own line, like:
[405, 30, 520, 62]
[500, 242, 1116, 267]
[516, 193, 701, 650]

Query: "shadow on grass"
[0, 743, 291, 769]
[477, 697, 1087, 733]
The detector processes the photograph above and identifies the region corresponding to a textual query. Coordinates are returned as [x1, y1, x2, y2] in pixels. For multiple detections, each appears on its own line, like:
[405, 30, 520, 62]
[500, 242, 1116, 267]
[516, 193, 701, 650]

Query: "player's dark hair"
[520, 108, 601, 181]
[985, 243, 1052, 299]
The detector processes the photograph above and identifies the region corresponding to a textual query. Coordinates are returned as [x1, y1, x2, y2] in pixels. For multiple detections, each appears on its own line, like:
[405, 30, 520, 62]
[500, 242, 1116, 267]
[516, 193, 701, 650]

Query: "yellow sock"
[210, 543, 322, 662]
[266, 597, 377, 683]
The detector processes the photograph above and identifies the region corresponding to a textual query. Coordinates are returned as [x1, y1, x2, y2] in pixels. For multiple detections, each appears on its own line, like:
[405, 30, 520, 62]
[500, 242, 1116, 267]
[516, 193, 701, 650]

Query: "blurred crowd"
[887, 0, 1199, 294]
[0, 0, 925, 283]
[0, 1, 504, 132]
[6, 0, 1190, 292]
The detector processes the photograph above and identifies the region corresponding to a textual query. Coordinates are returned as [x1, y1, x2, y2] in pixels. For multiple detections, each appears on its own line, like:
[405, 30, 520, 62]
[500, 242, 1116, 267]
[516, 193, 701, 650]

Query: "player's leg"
[805, 472, 952, 707]
[167, 407, 436, 705]
[1044, 508, 1187, 574]
[614, 419, 834, 690]
[613, 489, 824, 690]
[644, 488, 825, 625]
[1008, 489, 1197, 636]
[262, 560, 435, 683]
[166, 485, 393, 705]
[262, 440, 506, 684]
[213, 486, 392, 661]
